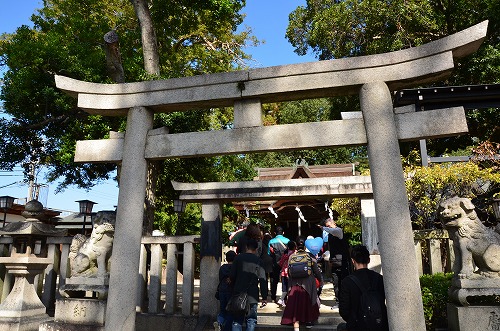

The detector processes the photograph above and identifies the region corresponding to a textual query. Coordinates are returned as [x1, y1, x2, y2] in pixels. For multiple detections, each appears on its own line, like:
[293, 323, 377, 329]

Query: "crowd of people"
[214, 218, 388, 331]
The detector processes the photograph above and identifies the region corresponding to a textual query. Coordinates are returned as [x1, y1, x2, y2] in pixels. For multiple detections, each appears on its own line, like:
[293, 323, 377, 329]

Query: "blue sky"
[0, 1, 316, 212]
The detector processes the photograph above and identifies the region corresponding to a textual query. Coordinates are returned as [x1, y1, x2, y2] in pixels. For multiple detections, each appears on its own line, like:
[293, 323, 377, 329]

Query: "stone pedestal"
[39, 298, 106, 331]
[0, 256, 52, 331]
[62, 276, 109, 299]
[448, 303, 500, 331]
[449, 278, 500, 306]
[0, 275, 52, 331]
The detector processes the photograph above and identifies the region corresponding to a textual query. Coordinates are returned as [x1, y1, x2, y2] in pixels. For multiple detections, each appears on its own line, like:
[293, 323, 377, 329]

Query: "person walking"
[337, 245, 388, 331]
[277, 240, 297, 308]
[281, 236, 323, 331]
[318, 217, 350, 303]
[230, 238, 268, 331]
[261, 233, 274, 300]
[236, 222, 263, 256]
[214, 250, 237, 331]
[268, 226, 290, 303]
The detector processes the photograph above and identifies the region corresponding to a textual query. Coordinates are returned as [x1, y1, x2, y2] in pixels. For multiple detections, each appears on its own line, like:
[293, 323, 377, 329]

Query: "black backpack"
[350, 274, 388, 331]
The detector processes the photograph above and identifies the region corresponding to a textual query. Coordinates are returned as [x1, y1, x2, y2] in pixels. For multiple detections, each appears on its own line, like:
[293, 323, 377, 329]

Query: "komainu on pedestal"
[439, 197, 500, 331]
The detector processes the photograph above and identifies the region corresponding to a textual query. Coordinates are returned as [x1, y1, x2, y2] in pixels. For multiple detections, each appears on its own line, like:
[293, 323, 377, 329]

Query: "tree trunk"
[143, 160, 159, 235]
[130, 0, 160, 76]
[104, 30, 125, 83]
[130, 0, 161, 235]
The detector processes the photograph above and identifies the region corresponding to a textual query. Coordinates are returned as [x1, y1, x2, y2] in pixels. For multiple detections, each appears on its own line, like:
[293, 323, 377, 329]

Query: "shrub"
[420, 273, 453, 330]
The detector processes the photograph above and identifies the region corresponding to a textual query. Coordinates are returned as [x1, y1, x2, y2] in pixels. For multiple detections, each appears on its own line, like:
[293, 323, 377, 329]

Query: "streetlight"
[0, 196, 16, 227]
[76, 199, 97, 234]
[173, 199, 187, 214]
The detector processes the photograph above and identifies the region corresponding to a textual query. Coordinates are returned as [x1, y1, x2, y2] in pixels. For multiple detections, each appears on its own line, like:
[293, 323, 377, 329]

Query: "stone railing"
[0, 235, 199, 317]
[0, 229, 450, 318]
[413, 229, 453, 275]
[136, 235, 199, 316]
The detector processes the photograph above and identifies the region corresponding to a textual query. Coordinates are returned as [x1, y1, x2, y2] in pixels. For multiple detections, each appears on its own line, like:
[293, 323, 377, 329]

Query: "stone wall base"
[53, 298, 106, 326]
[136, 313, 201, 331]
[39, 313, 206, 331]
[447, 303, 500, 331]
[0, 315, 51, 331]
[39, 321, 103, 331]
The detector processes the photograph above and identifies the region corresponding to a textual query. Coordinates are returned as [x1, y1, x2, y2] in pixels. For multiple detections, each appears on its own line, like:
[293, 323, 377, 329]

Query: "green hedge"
[420, 273, 453, 330]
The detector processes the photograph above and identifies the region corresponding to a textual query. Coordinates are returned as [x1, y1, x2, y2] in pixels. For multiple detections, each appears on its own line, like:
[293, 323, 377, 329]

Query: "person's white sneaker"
[277, 299, 286, 308]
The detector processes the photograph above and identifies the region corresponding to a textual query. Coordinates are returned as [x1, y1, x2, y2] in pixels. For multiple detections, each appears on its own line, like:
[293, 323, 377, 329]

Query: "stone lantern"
[0, 200, 67, 330]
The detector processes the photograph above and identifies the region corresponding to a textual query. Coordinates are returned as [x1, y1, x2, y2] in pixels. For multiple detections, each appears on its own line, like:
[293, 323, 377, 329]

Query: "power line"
[0, 181, 23, 189]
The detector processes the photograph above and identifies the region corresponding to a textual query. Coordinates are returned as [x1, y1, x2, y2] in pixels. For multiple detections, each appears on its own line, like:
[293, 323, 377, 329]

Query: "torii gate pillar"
[361, 82, 426, 330]
[105, 106, 153, 331]
[199, 202, 223, 317]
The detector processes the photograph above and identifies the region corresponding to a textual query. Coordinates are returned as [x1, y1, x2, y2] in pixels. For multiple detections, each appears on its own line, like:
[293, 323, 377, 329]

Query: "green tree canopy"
[0, 0, 255, 194]
[286, 0, 500, 152]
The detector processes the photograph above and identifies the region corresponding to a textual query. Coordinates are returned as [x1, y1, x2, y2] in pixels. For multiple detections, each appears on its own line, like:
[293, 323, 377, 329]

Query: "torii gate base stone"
[54, 21, 489, 331]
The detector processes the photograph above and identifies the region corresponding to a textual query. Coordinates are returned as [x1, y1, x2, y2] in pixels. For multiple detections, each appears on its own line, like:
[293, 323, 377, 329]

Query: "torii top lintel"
[55, 21, 488, 117]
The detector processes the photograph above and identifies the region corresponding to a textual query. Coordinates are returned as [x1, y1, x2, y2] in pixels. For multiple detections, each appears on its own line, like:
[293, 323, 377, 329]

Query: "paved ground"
[255, 280, 343, 330]
[259, 280, 339, 314]
[161, 277, 343, 330]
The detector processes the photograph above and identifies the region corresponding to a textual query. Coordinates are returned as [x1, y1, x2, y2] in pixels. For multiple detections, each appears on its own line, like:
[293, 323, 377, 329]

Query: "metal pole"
[82, 214, 87, 234]
[2, 210, 6, 227]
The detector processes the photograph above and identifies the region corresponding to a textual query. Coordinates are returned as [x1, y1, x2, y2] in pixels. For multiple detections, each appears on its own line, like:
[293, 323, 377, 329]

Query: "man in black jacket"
[318, 218, 350, 301]
[230, 238, 268, 331]
[337, 245, 388, 331]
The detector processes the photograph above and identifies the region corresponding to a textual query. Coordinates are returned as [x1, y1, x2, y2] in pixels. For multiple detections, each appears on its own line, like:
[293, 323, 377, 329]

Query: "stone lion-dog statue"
[69, 211, 115, 278]
[439, 197, 500, 279]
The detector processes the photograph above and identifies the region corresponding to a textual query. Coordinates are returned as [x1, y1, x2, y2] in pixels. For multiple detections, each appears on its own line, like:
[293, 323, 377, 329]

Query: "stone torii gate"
[55, 21, 488, 331]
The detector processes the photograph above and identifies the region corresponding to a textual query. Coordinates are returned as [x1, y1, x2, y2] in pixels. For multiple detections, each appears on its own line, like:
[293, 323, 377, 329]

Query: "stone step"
[256, 325, 337, 330]
[254, 309, 343, 331]
[208, 315, 342, 331]
[208, 322, 338, 331]
[257, 314, 343, 326]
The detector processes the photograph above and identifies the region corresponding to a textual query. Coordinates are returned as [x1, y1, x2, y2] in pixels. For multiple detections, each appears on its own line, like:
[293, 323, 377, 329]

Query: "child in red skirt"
[281, 237, 323, 331]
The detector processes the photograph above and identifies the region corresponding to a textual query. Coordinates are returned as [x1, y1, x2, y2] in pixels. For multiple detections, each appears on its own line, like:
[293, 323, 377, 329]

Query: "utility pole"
[26, 160, 39, 202]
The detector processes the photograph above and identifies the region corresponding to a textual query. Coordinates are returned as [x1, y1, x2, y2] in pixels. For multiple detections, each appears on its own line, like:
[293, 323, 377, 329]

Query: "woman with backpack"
[281, 236, 323, 330]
